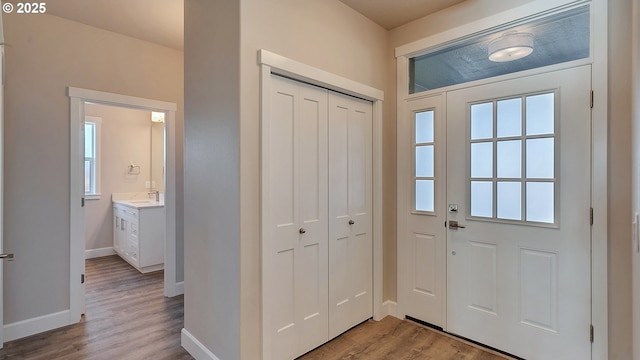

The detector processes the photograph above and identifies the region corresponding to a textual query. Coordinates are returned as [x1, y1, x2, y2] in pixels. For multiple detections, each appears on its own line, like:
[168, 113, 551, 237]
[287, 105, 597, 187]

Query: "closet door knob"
[299, 228, 306, 234]
[349, 220, 355, 225]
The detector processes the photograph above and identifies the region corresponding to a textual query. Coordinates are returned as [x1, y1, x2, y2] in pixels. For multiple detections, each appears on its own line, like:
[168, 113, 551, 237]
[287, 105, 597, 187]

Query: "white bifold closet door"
[266, 75, 329, 360]
[328, 91, 373, 339]
[264, 75, 373, 360]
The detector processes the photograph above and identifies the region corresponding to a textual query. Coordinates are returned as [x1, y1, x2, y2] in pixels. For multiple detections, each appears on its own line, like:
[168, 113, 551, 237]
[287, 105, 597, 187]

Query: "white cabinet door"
[328, 91, 373, 339]
[113, 209, 120, 252]
[114, 206, 127, 256]
[264, 75, 329, 360]
[446, 66, 592, 359]
[397, 95, 446, 327]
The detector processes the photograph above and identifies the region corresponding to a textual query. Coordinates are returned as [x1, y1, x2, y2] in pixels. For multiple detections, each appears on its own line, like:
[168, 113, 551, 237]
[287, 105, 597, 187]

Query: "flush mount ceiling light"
[488, 31, 534, 62]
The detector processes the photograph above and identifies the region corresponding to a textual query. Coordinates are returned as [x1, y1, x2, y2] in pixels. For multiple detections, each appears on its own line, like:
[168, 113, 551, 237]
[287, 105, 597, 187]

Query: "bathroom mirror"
[150, 114, 165, 192]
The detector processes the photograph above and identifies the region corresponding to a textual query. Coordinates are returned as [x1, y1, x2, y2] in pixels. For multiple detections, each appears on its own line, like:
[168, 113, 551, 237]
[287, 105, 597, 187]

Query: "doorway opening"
[85, 103, 166, 272]
[68, 87, 179, 322]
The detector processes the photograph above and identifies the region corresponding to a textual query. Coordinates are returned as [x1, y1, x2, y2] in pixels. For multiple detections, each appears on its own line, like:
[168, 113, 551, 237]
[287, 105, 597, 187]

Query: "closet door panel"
[328, 91, 373, 339]
[328, 100, 351, 339]
[267, 75, 328, 360]
[269, 79, 299, 359]
[296, 84, 329, 354]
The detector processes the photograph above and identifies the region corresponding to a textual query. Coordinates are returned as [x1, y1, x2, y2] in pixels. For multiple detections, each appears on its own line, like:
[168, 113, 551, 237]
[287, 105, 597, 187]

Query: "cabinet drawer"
[114, 204, 138, 220]
[124, 208, 138, 218]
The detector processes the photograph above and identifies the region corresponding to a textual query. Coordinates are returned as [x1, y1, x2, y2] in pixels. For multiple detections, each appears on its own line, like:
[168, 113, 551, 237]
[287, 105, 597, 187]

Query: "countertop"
[113, 199, 165, 209]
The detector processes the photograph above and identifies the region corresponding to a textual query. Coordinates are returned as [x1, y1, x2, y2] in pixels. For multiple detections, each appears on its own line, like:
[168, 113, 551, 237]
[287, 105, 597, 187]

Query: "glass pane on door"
[415, 110, 436, 212]
[468, 92, 556, 224]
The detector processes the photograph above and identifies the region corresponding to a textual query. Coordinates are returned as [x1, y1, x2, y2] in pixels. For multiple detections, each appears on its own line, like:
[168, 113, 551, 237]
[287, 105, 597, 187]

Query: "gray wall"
[3, 13, 184, 324]
[184, 0, 241, 359]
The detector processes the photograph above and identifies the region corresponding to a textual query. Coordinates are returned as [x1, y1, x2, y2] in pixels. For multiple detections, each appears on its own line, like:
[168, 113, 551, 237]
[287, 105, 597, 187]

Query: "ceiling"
[340, 0, 466, 30]
[46, 0, 184, 50]
[44, 0, 465, 51]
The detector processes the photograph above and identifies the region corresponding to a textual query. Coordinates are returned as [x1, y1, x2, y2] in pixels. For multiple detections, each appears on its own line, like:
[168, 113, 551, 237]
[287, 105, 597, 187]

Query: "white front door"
[328, 91, 373, 339]
[446, 66, 592, 359]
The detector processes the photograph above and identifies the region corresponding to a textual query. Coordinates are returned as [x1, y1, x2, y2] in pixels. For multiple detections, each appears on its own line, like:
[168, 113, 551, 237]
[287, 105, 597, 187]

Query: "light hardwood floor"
[0, 255, 192, 360]
[0, 255, 509, 360]
[298, 317, 510, 360]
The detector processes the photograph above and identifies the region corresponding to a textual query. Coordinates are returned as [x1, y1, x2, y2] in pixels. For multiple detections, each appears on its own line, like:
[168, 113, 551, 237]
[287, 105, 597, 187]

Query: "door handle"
[448, 220, 465, 230]
[348, 219, 355, 225]
[0, 253, 14, 261]
[299, 228, 306, 234]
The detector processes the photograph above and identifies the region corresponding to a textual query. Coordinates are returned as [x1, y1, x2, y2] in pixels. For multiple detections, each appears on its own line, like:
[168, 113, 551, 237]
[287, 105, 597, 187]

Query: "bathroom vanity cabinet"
[113, 201, 164, 273]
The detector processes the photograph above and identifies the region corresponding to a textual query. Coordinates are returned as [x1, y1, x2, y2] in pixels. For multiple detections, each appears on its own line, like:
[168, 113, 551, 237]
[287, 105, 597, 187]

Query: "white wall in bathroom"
[84, 103, 152, 251]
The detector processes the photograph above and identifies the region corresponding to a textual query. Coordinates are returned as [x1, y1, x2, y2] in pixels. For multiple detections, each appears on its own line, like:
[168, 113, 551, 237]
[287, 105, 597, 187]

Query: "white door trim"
[0, 18, 5, 348]
[259, 49, 384, 359]
[395, 0, 608, 358]
[258, 50, 384, 102]
[68, 87, 180, 323]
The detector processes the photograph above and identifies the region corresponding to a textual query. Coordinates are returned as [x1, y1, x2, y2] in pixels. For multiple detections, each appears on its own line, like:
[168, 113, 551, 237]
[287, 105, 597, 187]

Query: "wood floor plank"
[1, 255, 511, 360]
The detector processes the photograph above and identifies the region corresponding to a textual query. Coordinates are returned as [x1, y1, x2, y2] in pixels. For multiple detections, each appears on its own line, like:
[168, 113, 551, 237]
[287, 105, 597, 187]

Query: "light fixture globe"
[488, 31, 534, 62]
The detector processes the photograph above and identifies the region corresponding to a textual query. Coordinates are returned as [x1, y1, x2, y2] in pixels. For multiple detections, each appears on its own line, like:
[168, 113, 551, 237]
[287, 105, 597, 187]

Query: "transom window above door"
[469, 92, 557, 225]
[408, 5, 590, 93]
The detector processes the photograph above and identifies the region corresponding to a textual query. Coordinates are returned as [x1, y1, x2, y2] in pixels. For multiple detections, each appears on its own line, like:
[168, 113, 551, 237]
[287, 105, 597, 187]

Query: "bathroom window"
[84, 116, 101, 199]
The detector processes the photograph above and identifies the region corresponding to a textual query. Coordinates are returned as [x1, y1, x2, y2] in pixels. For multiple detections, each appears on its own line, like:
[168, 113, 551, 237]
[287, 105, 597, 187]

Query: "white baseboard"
[165, 281, 184, 297]
[181, 328, 221, 360]
[382, 300, 399, 319]
[175, 281, 184, 295]
[85, 247, 115, 259]
[4, 310, 72, 342]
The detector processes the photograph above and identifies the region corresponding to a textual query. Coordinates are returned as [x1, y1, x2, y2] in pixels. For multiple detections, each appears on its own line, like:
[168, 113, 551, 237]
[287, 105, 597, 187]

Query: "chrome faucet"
[148, 190, 160, 202]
